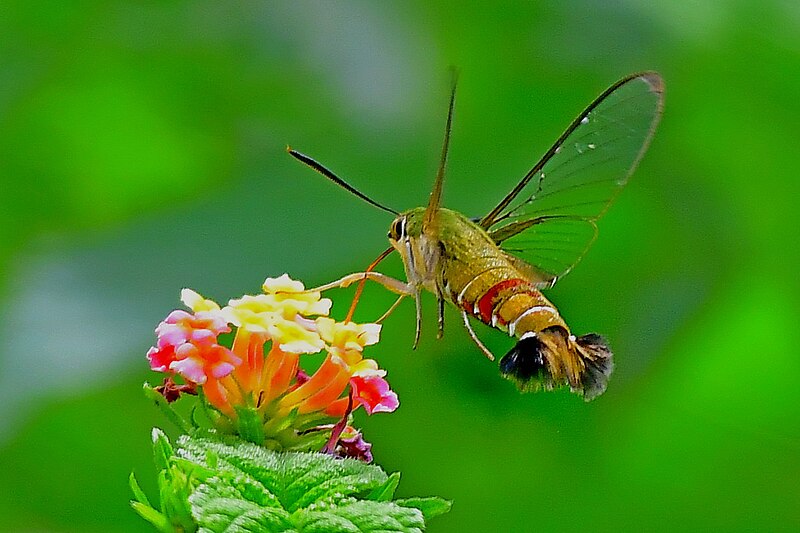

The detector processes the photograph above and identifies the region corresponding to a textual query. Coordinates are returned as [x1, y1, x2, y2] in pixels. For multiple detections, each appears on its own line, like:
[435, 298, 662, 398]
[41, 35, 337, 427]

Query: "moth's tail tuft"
[499, 328, 613, 401]
[573, 333, 614, 401]
[499, 332, 555, 393]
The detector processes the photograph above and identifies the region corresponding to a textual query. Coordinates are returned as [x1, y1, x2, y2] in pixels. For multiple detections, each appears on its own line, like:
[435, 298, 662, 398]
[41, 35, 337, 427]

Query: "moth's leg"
[461, 310, 496, 361]
[412, 288, 422, 350]
[291, 272, 422, 347]
[400, 237, 424, 349]
[375, 294, 406, 323]
[436, 291, 445, 339]
[303, 272, 414, 297]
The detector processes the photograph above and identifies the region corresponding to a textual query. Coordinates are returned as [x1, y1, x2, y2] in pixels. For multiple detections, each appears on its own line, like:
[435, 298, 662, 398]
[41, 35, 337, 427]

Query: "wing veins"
[499, 118, 652, 217]
[478, 72, 661, 228]
[489, 213, 594, 243]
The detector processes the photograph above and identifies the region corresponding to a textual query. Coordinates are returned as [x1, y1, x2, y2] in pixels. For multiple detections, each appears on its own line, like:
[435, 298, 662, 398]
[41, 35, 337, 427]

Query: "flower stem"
[322, 390, 354, 454]
[143, 383, 193, 434]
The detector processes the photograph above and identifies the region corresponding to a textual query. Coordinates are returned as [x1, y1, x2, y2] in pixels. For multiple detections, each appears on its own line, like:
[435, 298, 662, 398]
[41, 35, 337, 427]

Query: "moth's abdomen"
[452, 266, 566, 334]
[451, 266, 613, 401]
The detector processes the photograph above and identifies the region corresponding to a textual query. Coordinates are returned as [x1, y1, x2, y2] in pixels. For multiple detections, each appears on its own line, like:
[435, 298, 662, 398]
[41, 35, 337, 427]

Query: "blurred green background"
[1, 1, 798, 531]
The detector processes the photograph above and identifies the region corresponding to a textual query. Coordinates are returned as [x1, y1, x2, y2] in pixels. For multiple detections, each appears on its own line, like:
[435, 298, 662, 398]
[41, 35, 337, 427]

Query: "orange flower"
[147, 274, 398, 453]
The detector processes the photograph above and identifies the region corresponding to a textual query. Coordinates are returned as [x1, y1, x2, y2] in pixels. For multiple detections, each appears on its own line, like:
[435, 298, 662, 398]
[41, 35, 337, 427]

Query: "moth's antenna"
[424, 69, 459, 230]
[287, 147, 398, 215]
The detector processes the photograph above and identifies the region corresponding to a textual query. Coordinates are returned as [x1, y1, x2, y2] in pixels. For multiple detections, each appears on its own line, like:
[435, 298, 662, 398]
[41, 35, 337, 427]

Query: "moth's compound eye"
[388, 217, 405, 240]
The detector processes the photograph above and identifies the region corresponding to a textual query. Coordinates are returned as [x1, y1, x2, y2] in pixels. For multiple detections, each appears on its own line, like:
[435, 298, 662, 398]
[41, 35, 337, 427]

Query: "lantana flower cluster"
[146, 274, 398, 461]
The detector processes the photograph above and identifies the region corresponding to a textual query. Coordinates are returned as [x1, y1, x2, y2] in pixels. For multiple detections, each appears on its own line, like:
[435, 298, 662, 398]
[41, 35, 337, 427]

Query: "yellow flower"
[222, 295, 325, 354]
[222, 294, 277, 332]
[262, 274, 332, 317]
[348, 358, 383, 377]
[316, 317, 381, 354]
[180, 288, 222, 313]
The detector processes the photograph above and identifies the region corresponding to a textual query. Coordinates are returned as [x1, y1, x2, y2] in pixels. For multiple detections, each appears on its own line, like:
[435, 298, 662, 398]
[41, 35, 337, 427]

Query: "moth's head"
[387, 208, 426, 245]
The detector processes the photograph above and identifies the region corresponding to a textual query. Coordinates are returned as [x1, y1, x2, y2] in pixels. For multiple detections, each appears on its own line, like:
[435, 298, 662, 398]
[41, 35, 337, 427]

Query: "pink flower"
[322, 425, 373, 463]
[147, 303, 241, 385]
[155, 310, 229, 349]
[169, 343, 241, 384]
[337, 430, 373, 463]
[350, 374, 399, 414]
[147, 343, 177, 373]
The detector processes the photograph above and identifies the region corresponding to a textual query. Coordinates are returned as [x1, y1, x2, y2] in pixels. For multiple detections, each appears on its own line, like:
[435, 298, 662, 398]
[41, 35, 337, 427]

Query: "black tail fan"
[499, 329, 614, 401]
[574, 333, 614, 401]
[499, 333, 555, 393]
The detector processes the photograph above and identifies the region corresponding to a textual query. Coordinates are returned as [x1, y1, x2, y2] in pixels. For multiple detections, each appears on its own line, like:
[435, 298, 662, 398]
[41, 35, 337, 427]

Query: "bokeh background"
[1, 1, 799, 531]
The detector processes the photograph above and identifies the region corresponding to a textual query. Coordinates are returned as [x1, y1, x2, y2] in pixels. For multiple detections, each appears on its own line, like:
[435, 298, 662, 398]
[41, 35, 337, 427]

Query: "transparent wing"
[480, 72, 664, 285]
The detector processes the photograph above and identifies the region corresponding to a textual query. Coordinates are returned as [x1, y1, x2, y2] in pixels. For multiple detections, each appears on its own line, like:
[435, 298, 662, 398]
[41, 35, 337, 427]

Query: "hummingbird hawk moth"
[288, 72, 664, 400]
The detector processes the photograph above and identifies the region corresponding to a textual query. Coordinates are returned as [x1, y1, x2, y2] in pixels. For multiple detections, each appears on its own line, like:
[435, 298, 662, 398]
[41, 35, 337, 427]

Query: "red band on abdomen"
[476, 278, 530, 324]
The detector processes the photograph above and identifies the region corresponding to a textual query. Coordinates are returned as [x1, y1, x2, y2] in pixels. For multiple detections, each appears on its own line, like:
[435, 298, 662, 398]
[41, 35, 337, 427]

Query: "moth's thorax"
[389, 207, 506, 294]
[389, 207, 440, 291]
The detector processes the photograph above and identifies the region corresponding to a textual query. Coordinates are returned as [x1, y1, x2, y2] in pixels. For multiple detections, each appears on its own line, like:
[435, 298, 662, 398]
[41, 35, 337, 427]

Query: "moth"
[288, 72, 664, 400]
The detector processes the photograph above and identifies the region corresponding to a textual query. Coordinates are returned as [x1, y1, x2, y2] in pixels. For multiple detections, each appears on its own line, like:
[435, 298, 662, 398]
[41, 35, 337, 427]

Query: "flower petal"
[147, 345, 175, 372]
[262, 273, 305, 293]
[350, 359, 384, 377]
[317, 317, 381, 353]
[181, 288, 222, 313]
[337, 429, 373, 463]
[262, 274, 332, 317]
[350, 375, 399, 414]
[170, 357, 207, 385]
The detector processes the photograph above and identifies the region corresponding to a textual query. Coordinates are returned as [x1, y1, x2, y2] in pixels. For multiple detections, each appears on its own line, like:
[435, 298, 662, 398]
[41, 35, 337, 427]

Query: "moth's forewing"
[484, 73, 664, 281]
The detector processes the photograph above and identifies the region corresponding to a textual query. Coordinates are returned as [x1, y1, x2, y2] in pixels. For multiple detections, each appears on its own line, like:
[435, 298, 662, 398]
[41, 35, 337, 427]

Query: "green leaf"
[283, 428, 330, 453]
[129, 472, 151, 506]
[190, 481, 294, 532]
[262, 406, 300, 436]
[196, 388, 223, 426]
[138, 431, 451, 532]
[295, 500, 426, 532]
[235, 405, 266, 445]
[396, 497, 453, 520]
[131, 501, 175, 533]
[367, 471, 401, 502]
[176, 436, 387, 512]
[152, 427, 174, 471]
[157, 466, 196, 532]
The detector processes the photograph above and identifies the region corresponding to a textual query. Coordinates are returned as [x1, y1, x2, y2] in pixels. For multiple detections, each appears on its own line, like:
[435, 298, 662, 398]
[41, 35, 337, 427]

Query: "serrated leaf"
[140, 431, 450, 532]
[202, 472, 283, 510]
[190, 482, 294, 533]
[396, 497, 453, 520]
[176, 436, 387, 512]
[283, 456, 386, 512]
[367, 471, 401, 502]
[295, 500, 425, 533]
